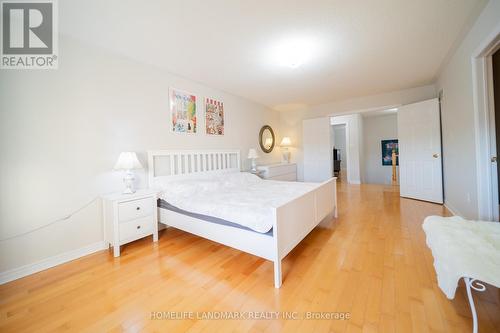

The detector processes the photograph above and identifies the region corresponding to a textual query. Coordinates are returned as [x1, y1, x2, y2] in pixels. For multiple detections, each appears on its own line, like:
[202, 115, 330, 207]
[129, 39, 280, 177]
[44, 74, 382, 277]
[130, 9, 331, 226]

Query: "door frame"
[331, 115, 363, 185]
[331, 121, 351, 183]
[472, 23, 500, 221]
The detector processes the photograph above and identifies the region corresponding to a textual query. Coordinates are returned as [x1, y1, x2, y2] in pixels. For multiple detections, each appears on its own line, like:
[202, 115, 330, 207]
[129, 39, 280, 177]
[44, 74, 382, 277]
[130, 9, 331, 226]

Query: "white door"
[303, 117, 333, 182]
[398, 98, 443, 203]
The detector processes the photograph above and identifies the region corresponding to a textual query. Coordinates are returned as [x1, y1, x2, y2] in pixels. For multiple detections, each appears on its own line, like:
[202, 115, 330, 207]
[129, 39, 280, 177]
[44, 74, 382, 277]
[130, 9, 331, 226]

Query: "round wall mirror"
[259, 125, 275, 153]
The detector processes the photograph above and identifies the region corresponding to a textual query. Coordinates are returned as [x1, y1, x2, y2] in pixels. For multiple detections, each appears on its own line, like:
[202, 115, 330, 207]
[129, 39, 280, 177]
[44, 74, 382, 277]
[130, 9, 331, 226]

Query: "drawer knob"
[137, 225, 141, 229]
[136, 207, 140, 210]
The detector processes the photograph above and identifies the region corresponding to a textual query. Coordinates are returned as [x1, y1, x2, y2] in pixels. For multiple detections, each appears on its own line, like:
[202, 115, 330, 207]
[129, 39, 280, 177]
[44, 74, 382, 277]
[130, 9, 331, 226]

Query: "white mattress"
[158, 172, 318, 233]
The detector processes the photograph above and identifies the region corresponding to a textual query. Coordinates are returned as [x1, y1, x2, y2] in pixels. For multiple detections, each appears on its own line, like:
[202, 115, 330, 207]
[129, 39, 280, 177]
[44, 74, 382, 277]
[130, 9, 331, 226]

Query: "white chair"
[422, 215, 500, 333]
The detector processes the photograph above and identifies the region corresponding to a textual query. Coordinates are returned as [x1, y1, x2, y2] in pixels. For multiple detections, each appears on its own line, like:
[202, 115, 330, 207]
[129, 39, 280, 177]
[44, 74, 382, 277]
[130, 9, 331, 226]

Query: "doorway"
[331, 114, 361, 185]
[361, 111, 399, 186]
[332, 124, 347, 182]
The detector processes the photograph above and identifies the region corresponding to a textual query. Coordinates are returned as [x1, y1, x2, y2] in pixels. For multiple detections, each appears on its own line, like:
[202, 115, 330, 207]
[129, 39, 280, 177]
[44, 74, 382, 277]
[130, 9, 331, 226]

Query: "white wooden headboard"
[147, 150, 241, 188]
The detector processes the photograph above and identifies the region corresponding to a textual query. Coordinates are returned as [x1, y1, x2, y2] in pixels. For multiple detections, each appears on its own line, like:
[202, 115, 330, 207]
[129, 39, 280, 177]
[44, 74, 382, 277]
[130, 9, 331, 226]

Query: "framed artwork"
[169, 88, 197, 133]
[381, 139, 399, 166]
[205, 98, 224, 135]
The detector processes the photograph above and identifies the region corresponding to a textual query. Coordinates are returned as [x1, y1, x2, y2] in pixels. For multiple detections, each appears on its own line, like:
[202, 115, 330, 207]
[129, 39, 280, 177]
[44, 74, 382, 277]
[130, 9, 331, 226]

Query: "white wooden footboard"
[272, 177, 337, 287]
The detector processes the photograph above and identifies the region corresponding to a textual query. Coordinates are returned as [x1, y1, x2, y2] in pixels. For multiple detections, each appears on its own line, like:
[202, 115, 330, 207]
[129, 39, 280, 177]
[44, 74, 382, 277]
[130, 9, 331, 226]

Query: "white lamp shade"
[280, 137, 292, 147]
[247, 148, 259, 159]
[114, 152, 143, 170]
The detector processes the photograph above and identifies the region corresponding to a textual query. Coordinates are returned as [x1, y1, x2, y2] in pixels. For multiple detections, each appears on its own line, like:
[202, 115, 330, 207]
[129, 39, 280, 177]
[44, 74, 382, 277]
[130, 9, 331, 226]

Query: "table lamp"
[114, 152, 143, 194]
[280, 137, 292, 163]
[247, 148, 259, 172]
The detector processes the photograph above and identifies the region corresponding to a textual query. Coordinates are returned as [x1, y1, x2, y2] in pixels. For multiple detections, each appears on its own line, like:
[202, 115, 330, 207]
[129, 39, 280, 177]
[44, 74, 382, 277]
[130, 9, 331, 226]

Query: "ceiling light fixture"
[270, 37, 319, 69]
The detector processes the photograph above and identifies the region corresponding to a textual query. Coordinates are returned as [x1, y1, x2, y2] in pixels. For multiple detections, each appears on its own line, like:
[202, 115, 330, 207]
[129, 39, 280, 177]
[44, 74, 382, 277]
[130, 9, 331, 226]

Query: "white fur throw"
[422, 215, 500, 299]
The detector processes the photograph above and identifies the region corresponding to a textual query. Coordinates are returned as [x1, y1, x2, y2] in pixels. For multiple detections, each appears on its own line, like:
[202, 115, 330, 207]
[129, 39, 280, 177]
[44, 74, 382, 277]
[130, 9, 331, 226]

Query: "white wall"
[280, 85, 436, 180]
[0, 36, 281, 275]
[331, 114, 363, 184]
[303, 117, 333, 182]
[362, 114, 399, 184]
[436, 0, 500, 218]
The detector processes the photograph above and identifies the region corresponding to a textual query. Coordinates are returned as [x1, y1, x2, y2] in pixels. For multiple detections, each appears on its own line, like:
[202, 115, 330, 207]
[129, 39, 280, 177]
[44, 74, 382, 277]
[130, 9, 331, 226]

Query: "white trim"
[0, 241, 107, 285]
[344, 122, 352, 184]
[328, 104, 402, 118]
[486, 55, 499, 221]
[471, 22, 500, 220]
[444, 202, 461, 217]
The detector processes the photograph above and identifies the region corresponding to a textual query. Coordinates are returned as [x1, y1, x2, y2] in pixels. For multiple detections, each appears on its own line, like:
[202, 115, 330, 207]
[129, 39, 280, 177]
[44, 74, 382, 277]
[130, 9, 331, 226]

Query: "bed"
[148, 149, 337, 288]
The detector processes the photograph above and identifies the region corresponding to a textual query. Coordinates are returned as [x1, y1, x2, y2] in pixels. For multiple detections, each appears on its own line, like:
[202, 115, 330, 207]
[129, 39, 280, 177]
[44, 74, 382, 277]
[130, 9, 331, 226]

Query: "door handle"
[492, 156, 497, 163]
[432, 153, 440, 158]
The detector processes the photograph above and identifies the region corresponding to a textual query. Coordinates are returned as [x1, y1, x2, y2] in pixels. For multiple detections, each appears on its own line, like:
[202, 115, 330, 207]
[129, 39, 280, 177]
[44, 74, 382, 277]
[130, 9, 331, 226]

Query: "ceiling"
[60, 0, 485, 109]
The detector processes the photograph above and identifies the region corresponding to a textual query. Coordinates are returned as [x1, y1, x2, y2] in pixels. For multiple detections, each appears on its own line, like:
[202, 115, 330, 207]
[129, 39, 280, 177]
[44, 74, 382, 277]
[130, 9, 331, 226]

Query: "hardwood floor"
[1, 183, 499, 332]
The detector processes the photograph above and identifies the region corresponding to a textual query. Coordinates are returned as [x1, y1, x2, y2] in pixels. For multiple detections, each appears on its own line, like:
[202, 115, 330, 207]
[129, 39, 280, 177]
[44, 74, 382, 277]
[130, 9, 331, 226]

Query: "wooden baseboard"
[0, 241, 107, 285]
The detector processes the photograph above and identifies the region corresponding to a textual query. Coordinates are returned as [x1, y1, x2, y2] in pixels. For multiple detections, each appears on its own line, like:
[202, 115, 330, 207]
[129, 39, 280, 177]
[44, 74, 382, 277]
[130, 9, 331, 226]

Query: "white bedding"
[422, 215, 500, 299]
[159, 172, 319, 233]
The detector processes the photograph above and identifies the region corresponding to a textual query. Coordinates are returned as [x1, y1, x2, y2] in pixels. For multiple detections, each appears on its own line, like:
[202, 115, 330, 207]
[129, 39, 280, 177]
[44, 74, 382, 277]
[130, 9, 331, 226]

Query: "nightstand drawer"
[118, 197, 155, 222]
[270, 172, 297, 181]
[257, 163, 297, 180]
[267, 164, 296, 177]
[119, 216, 153, 244]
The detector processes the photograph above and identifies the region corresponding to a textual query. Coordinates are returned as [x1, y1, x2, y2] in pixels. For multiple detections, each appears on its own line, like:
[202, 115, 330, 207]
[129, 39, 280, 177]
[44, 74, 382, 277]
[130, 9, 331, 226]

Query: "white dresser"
[257, 163, 297, 181]
[102, 189, 159, 257]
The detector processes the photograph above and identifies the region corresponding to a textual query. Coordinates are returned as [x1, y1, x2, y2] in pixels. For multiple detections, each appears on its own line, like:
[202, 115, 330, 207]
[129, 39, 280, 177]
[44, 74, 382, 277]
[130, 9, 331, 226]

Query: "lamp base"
[122, 187, 135, 194]
[123, 170, 136, 194]
[251, 159, 257, 172]
[281, 150, 291, 164]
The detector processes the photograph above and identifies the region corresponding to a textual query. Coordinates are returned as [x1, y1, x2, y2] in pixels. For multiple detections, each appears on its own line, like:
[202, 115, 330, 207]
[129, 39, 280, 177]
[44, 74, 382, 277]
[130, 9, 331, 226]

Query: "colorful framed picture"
[205, 98, 224, 135]
[381, 139, 399, 166]
[169, 88, 197, 133]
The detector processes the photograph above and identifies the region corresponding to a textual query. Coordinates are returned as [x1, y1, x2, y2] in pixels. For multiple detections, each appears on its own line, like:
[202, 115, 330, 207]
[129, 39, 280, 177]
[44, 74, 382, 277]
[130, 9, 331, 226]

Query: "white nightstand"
[257, 163, 297, 181]
[246, 169, 264, 178]
[102, 189, 159, 257]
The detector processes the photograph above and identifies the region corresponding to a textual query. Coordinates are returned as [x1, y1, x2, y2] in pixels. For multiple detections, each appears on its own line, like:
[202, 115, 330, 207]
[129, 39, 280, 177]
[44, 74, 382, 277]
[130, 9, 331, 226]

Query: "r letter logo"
[1, 0, 58, 69]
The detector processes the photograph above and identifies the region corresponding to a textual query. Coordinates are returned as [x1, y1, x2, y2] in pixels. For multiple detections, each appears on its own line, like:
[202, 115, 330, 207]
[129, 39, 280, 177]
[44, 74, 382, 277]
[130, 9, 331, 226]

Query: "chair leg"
[274, 260, 282, 288]
[464, 277, 486, 333]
